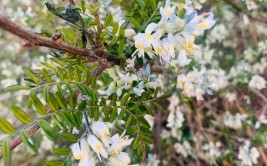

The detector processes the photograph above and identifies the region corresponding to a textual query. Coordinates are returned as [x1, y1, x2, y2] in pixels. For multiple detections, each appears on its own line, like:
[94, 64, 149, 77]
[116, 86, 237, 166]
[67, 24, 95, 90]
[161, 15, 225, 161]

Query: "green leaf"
[5, 85, 30, 92]
[139, 10, 149, 20]
[129, 18, 141, 30]
[30, 94, 47, 115]
[10, 105, 32, 124]
[149, 0, 157, 10]
[44, 160, 63, 166]
[59, 132, 78, 143]
[1, 140, 11, 166]
[139, 135, 152, 145]
[41, 62, 57, 71]
[125, 115, 132, 127]
[112, 22, 119, 35]
[52, 148, 71, 155]
[139, 117, 151, 128]
[69, 93, 77, 109]
[178, 8, 186, 18]
[38, 119, 57, 141]
[43, 86, 49, 102]
[57, 66, 64, 81]
[43, 68, 52, 83]
[65, 155, 72, 166]
[104, 14, 113, 27]
[52, 114, 67, 130]
[0, 118, 15, 134]
[80, 0, 85, 12]
[158, 91, 172, 99]
[20, 130, 37, 152]
[55, 92, 67, 108]
[151, 101, 163, 109]
[48, 93, 59, 111]
[23, 67, 39, 85]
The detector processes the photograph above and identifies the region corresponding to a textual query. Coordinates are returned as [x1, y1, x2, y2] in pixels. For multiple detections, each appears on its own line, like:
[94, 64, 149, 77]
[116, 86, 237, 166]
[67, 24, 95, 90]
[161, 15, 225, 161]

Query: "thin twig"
[0, 11, 119, 65]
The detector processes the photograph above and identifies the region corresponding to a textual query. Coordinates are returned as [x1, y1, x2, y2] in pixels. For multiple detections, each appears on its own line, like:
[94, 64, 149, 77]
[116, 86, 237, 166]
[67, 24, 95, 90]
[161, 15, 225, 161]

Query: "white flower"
[133, 81, 145, 96]
[160, 0, 176, 21]
[224, 92, 237, 103]
[87, 135, 108, 161]
[71, 139, 96, 166]
[125, 28, 136, 38]
[147, 154, 160, 166]
[174, 141, 192, 157]
[134, 33, 153, 58]
[92, 122, 110, 140]
[178, 50, 191, 66]
[255, 115, 267, 129]
[167, 96, 184, 129]
[108, 131, 134, 156]
[162, 33, 175, 62]
[108, 152, 131, 166]
[238, 141, 260, 166]
[144, 114, 154, 128]
[248, 75, 266, 90]
[202, 142, 221, 159]
[186, 12, 215, 35]
[223, 111, 248, 130]
[175, 33, 202, 58]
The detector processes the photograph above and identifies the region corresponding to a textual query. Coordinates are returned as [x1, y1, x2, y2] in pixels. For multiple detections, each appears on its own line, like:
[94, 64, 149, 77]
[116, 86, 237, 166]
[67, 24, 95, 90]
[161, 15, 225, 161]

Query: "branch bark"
[0, 11, 119, 65]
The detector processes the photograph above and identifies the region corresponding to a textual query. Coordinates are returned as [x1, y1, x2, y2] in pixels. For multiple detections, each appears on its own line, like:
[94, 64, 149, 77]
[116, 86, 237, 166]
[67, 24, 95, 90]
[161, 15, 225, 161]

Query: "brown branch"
[223, 0, 267, 25]
[0, 11, 119, 65]
[0, 115, 50, 158]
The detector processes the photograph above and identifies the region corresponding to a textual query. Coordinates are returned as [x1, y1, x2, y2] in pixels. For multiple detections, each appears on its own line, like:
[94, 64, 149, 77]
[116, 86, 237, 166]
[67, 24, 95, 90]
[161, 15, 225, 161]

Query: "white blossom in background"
[248, 75, 266, 90]
[147, 154, 160, 166]
[223, 111, 248, 130]
[238, 141, 260, 166]
[177, 68, 212, 100]
[224, 92, 237, 103]
[167, 95, 184, 129]
[201, 142, 222, 163]
[174, 140, 192, 157]
[255, 115, 267, 129]
[208, 24, 228, 43]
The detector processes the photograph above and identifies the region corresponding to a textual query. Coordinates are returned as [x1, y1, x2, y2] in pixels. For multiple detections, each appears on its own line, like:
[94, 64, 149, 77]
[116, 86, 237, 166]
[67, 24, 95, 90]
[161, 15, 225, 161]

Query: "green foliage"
[0, 118, 15, 134]
[1, 140, 11, 166]
[10, 105, 32, 124]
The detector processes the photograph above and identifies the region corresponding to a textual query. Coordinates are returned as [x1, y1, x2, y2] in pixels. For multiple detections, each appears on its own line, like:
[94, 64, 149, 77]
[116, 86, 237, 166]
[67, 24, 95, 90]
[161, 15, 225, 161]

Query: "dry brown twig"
[0, 11, 119, 65]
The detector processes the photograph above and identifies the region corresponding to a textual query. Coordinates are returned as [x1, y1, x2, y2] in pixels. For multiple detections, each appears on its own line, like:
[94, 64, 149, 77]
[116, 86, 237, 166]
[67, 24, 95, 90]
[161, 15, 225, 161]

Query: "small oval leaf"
[0, 118, 15, 134]
[20, 130, 37, 152]
[1, 140, 11, 166]
[38, 120, 56, 141]
[10, 105, 32, 124]
[52, 147, 71, 155]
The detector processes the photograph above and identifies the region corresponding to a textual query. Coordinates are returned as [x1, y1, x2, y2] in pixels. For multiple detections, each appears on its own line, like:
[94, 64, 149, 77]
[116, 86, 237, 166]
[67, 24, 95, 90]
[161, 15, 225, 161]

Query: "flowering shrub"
[0, 0, 267, 165]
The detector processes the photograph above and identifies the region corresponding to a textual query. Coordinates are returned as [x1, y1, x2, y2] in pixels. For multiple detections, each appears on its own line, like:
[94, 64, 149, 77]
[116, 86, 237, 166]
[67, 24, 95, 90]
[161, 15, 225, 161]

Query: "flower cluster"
[133, 0, 215, 66]
[177, 68, 212, 100]
[238, 141, 260, 166]
[98, 64, 159, 97]
[71, 121, 133, 166]
[223, 111, 248, 130]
